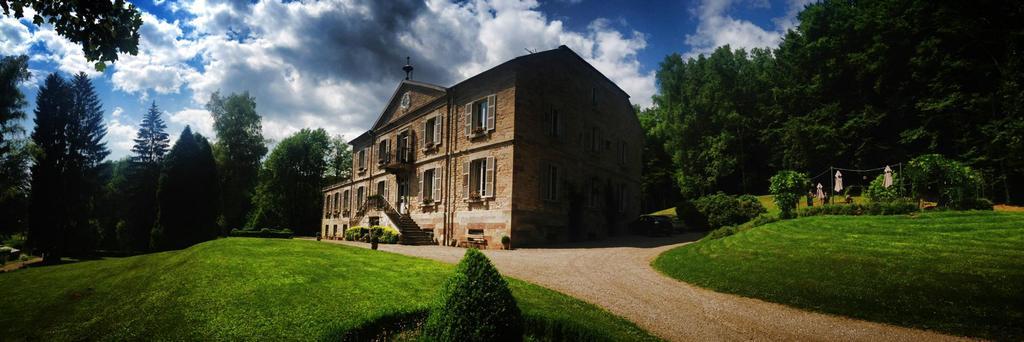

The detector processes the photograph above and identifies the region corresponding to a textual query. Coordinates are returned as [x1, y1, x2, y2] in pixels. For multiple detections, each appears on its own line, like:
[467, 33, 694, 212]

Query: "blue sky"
[2, 0, 812, 160]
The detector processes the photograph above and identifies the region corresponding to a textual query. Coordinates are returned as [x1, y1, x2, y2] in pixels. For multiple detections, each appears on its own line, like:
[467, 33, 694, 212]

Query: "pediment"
[371, 80, 446, 131]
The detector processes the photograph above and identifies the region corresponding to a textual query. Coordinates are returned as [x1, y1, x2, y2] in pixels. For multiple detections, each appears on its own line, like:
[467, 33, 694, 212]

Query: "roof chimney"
[402, 56, 414, 80]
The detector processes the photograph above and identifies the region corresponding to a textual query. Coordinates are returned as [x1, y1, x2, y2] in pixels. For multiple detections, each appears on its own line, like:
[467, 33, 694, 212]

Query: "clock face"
[400, 92, 411, 109]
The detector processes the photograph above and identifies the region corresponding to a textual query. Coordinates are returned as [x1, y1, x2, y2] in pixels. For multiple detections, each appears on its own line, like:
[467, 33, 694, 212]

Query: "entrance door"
[397, 177, 409, 214]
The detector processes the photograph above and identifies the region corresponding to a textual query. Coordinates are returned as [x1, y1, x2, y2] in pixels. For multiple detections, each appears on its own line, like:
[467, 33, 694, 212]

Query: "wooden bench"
[466, 236, 487, 249]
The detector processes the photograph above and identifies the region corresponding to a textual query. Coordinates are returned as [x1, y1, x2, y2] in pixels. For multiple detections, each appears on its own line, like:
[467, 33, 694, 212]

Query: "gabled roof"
[369, 80, 447, 131]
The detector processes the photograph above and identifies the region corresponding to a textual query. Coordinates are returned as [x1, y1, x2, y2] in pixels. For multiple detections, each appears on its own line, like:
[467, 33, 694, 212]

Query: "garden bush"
[770, 170, 810, 219]
[798, 201, 918, 217]
[905, 154, 985, 209]
[2, 233, 27, 250]
[345, 226, 399, 244]
[703, 225, 740, 241]
[691, 193, 767, 229]
[423, 248, 523, 341]
[228, 228, 294, 239]
[864, 172, 903, 202]
[675, 200, 708, 230]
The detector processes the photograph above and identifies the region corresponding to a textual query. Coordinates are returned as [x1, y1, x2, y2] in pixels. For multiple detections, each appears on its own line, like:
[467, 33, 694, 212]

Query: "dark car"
[630, 215, 674, 237]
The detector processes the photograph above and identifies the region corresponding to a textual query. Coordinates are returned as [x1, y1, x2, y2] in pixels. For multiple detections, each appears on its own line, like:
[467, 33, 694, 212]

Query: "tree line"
[0, 56, 353, 262]
[640, 0, 1023, 209]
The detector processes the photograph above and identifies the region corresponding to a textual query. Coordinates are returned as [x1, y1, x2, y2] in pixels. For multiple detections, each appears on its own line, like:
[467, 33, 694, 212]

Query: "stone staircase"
[369, 195, 434, 246]
[395, 215, 433, 245]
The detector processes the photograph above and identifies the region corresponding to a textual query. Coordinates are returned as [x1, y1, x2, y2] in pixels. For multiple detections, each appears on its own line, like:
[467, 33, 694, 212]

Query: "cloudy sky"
[2, 0, 813, 160]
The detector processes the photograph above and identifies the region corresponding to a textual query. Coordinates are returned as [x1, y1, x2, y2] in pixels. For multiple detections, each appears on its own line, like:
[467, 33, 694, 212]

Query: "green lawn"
[0, 238, 657, 341]
[653, 211, 1024, 340]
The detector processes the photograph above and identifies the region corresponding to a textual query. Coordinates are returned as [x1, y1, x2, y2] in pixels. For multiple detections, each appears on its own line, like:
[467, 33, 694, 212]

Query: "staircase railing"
[367, 195, 406, 228]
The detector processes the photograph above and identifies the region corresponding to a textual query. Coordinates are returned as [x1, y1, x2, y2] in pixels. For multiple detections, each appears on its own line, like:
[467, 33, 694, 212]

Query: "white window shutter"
[420, 170, 426, 200]
[486, 94, 496, 131]
[465, 103, 472, 136]
[422, 120, 428, 146]
[485, 156, 495, 198]
[432, 167, 441, 202]
[434, 117, 442, 145]
[462, 161, 470, 199]
[385, 181, 390, 202]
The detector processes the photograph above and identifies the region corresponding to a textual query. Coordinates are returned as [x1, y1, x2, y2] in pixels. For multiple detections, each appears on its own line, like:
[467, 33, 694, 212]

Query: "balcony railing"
[383, 148, 413, 173]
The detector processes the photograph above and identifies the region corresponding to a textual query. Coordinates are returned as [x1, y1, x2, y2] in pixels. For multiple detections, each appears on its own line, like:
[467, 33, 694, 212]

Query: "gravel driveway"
[320, 235, 964, 341]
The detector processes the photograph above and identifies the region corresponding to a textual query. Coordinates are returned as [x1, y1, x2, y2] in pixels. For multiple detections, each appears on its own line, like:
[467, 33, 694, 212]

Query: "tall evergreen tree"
[207, 91, 267, 231]
[0, 55, 31, 235]
[28, 72, 110, 260]
[248, 128, 330, 235]
[28, 73, 73, 261]
[63, 72, 108, 255]
[124, 102, 169, 251]
[151, 126, 220, 251]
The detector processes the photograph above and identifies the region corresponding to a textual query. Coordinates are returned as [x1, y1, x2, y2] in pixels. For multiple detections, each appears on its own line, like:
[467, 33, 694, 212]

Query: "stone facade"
[321, 46, 642, 249]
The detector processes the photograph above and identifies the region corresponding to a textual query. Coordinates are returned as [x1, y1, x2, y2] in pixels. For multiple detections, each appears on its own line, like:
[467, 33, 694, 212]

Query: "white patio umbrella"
[816, 183, 825, 200]
[834, 170, 844, 193]
[883, 165, 894, 188]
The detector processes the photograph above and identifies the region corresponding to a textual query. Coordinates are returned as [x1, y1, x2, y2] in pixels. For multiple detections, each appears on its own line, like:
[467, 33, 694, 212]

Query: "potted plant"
[469, 191, 481, 201]
[501, 235, 511, 250]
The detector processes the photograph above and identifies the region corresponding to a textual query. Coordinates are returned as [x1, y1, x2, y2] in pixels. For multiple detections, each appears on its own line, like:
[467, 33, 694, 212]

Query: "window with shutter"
[464, 103, 472, 136]
[421, 169, 433, 202]
[433, 116, 442, 144]
[323, 194, 330, 218]
[462, 161, 470, 199]
[486, 94, 496, 131]
[542, 164, 558, 201]
[432, 168, 441, 202]
[343, 190, 350, 211]
[485, 156, 495, 198]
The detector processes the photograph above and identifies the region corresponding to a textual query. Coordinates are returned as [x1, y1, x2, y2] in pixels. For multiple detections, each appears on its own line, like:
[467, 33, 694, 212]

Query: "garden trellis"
[807, 163, 905, 204]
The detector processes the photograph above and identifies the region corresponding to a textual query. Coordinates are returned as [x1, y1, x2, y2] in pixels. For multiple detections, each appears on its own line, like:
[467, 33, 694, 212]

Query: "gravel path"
[318, 235, 965, 341]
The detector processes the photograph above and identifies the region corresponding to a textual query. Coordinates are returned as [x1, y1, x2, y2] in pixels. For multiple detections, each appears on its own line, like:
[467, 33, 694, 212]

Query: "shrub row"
[343, 226, 399, 244]
[228, 228, 294, 239]
[702, 213, 780, 241]
[798, 201, 919, 217]
[677, 193, 767, 230]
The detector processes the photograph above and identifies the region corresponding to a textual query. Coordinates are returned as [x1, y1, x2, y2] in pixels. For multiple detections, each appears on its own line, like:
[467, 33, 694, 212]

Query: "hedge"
[344, 226, 399, 244]
[798, 201, 919, 217]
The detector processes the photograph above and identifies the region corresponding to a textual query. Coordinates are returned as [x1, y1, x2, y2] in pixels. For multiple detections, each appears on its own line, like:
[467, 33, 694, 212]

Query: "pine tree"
[64, 72, 108, 255]
[0, 55, 32, 235]
[124, 102, 169, 252]
[151, 126, 220, 251]
[28, 73, 73, 262]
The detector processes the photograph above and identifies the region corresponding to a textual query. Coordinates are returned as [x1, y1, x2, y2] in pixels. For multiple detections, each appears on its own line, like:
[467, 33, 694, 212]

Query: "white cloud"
[112, 107, 124, 118]
[106, 118, 137, 158]
[30, 28, 103, 77]
[110, 12, 198, 95]
[168, 108, 215, 137]
[0, 17, 32, 55]
[685, 0, 816, 58]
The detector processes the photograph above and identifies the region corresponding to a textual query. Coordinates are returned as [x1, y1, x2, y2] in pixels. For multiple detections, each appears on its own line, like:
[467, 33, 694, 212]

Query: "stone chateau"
[321, 45, 642, 249]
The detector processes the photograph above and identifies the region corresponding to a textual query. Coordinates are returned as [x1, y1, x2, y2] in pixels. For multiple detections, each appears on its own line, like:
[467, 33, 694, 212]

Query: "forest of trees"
[0, 58, 352, 260]
[640, 0, 1023, 209]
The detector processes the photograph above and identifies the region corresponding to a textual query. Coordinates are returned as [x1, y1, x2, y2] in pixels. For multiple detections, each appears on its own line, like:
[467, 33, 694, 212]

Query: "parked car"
[630, 215, 674, 237]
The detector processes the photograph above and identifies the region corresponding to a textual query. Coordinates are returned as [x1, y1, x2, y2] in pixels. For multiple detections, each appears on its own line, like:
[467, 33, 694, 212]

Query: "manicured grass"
[0, 238, 657, 341]
[654, 211, 1024, 340]
[648, 207, 677, 218]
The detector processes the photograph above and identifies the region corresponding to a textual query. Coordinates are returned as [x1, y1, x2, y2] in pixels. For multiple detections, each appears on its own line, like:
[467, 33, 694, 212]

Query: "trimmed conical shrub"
[423, 248, 523, 341]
